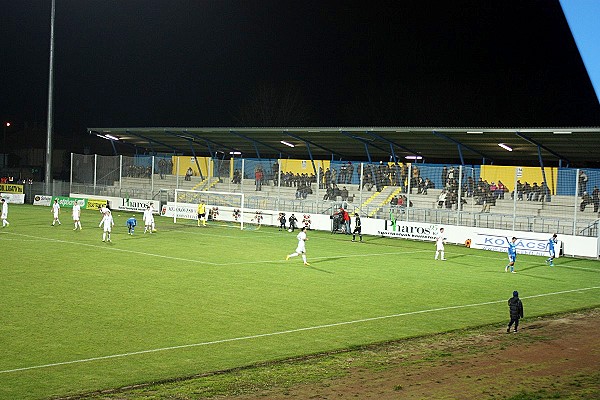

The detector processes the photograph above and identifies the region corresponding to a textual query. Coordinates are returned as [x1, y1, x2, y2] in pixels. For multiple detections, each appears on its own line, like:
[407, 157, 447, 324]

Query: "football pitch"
[1, 204, 599, 399]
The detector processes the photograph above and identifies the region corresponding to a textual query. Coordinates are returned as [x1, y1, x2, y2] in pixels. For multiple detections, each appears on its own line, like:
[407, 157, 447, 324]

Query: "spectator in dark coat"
[507, 290, 524, 333]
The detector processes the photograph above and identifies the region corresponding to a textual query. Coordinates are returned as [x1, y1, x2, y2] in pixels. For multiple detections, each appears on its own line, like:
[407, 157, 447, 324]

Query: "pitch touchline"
[1, 286, 598, 375]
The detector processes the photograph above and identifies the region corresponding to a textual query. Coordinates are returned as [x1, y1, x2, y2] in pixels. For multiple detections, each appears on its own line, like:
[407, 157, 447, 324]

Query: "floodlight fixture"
[498, 143, 513, 151]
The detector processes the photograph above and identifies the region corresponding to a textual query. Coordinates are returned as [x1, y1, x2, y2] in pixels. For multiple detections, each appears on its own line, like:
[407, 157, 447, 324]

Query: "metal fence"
[69, 153, 600, 237]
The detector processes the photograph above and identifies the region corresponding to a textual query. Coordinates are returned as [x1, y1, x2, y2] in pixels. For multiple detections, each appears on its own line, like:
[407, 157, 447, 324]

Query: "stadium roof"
[88, 126, 600, 167]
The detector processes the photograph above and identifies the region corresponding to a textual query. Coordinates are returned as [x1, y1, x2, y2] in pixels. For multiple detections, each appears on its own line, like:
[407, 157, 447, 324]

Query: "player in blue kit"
[546, 233, 558, 266]
[505, 236, 517, 273]
[126, 215, 137, 235]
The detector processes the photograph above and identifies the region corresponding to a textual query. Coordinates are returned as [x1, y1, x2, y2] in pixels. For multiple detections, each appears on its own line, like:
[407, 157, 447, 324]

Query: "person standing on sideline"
[197, 200, 206, 227]
[99, 210, 114, 242]
[72, 201, 82, 230]
[352, 213, 363, 242]
[1, 198, 9, 227]
[546, 233, 558, 266]
[507, 290, 524, 333]
[505, 237, 517, 273]
[126, 215, 137, 235]
[435, 227, 446, 260]
[286, 226, 310, 266]
[51, 199, 61, 226]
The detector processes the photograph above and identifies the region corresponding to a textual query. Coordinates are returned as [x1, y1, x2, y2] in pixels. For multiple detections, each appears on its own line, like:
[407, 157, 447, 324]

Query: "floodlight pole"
[45, 0, 56, 193]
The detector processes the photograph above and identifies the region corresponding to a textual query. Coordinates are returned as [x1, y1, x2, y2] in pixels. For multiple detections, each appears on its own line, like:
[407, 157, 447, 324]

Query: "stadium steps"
[191, 178, 209, 191]
[356, 186, 389, 215]
[368, 187, 403, 217]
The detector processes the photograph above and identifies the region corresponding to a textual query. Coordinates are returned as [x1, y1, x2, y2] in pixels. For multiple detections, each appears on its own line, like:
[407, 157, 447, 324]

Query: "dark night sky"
[2, 0, 600, 153]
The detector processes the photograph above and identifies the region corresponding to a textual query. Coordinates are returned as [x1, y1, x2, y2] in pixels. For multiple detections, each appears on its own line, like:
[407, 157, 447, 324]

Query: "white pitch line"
[1, 232, 219, 266]
[0, 232, 419, 268]
[1, 286, 598, 375]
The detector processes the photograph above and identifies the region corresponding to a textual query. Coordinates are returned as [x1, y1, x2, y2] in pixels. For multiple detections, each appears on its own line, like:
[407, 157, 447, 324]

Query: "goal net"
[173, 189, 245, 229]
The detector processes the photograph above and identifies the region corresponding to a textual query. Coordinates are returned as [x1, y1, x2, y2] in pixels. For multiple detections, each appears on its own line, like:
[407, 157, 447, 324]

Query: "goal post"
[173, 189, 245, 229]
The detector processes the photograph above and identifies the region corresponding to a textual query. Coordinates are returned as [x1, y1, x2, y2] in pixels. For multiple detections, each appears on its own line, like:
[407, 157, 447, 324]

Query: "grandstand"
[69, 152, 600, 240]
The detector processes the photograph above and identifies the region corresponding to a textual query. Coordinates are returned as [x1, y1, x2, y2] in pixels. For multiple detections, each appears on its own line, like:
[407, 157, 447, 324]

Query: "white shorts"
[103, 226, 112, 233]
[53, 212, 60, 218]
[437, 243, 444, 251]
[295, 243, 306, 254]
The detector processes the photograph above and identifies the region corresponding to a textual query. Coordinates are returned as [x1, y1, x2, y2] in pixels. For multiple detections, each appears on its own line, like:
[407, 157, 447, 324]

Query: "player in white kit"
[435, 227, 446, 260]
[51, 199, 61, 226]
[99, 210, 114, 242]
[286, 226, 310, 266]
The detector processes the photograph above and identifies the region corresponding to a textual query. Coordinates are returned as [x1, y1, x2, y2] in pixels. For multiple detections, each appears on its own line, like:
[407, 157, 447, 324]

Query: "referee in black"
[352, 213, 363, 242]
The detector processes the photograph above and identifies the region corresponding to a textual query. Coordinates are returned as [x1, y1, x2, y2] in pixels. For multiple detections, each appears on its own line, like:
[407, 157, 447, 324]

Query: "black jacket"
[508, 296, 524, 319]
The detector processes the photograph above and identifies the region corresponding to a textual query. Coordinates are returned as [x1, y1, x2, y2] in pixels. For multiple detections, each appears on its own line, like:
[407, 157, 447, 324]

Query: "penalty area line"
[1, 286, 598, 375]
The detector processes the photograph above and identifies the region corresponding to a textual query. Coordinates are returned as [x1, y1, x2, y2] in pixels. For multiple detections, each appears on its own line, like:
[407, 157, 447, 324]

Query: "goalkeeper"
[126, 215, 137, 235]
[197, 200, 206, 226]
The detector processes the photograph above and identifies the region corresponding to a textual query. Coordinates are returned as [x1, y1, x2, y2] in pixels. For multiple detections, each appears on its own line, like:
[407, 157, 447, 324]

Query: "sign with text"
[377, 219, 440, 241]
[85, 199, 107, 211]
[470, 233, 561, 257]
[1, 193, 25, 204]
[33, 195, 52, 206]
[51, 196, 87, 208]
[115, 198, 160, 213]
[0, 183, 24, 194]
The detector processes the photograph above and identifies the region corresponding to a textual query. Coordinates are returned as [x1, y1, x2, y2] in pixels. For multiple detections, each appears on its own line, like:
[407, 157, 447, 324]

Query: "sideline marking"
[1, 286, 598, 375]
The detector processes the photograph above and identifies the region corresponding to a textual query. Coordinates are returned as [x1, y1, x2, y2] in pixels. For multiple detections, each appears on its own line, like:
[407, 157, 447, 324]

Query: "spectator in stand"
[467, 176, 474, 197]
[489, 182, 498, 198]
[340, 186, 349, 201]
[592, 186, 599, 213]
[539, 182, 551, 202]
[437, 190, 447, 208]
[578, 170, 588, 196]
[497, 181, 506, 199]
[232, 169, 241, 184]
[185, 167, 193, 181]
[441, 166, 448, 188]
[580, 191, 592, 211]
[254, 166, 263, 191]
[514, 180, 524, 200]
[346, 162, 354, 184]
[390, 195, 399, 206]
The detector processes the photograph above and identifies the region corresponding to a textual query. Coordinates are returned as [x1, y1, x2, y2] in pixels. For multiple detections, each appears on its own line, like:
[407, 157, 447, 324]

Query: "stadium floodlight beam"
[553, 131, 572, 135]
[280, 140, 295, 148]
[498, 143, 513, 151]
[229, 151, 241, 155]
[104, 134, 119, 141]
[405, 155, 423, 160]
[466, 131, 484, 134]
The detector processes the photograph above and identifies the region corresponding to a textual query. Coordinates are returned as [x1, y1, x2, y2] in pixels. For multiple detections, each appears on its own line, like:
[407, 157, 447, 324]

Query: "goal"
[173, 189, 245, 229]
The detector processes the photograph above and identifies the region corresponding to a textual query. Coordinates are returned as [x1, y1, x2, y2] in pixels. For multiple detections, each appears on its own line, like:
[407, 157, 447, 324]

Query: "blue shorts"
[548, 249, 555, 258]
[508, 254, 516, 263]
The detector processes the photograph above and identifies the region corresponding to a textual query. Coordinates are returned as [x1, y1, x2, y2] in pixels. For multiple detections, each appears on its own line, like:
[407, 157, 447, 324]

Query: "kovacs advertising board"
[470, 233, 562, 257]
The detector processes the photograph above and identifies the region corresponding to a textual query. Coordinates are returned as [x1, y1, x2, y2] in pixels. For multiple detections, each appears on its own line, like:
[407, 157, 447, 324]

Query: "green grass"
[0, 204, 598, 399]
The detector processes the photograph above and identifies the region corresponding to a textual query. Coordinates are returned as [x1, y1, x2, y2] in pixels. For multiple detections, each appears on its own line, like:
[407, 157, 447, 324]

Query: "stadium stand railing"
[69, 153, 600, 237]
